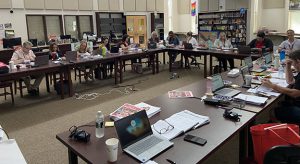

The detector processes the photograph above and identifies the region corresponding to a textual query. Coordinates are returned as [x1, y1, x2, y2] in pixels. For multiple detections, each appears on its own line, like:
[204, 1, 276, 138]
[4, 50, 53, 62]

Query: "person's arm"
[278, 41, 285, 52]
[10, 51, 23, 64]
[262, 79, 300, 98]
[285, 59, 295, 84]
[265, 38, 273, 52]
[29, 51, 36, 61]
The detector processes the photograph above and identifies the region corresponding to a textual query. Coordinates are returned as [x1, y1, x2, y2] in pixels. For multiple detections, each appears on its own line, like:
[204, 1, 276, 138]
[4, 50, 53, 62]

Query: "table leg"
[180, 53, 183, 68]
[67, 67, 73, 97]
[156, 53, 159, 73]
[239, 125, 250, 163]
[204, 55, 207, 78]
[60, 71, 64, 99]
[209, 55, 213, 76]
[151, 54, 155, 75]
[119, 59, 123, 83]
[68, 148, 78, 164]
[114, 59, 118, 84]
[168, 52, 172, 72]
[163, 52, 166, 64]
[45, 74, 50, 93]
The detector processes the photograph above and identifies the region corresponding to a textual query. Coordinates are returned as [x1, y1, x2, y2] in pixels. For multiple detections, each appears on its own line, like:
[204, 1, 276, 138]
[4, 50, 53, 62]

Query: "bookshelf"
[151, 13, 164, 40]
[95, 12, 126, 41]
[198, 10, 247, 47]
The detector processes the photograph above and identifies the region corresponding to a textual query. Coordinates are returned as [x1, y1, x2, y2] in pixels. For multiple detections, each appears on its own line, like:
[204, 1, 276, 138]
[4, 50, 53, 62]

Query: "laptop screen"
[244, 56, 253, 68]
[211, 74, 224, 92]
[115, 110, 152, 149]
[240, 66, 250, 81]
[264, 53, 272, 64]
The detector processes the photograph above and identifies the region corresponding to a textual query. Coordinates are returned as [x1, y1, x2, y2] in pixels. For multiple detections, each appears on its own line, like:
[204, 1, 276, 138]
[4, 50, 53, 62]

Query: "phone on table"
[184, 134, 207, 146]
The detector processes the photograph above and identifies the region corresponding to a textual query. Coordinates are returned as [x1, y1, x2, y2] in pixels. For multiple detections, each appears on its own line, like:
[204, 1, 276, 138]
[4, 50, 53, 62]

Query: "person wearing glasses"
[278, 29, 300, 54]
[10, 41, 44, 96]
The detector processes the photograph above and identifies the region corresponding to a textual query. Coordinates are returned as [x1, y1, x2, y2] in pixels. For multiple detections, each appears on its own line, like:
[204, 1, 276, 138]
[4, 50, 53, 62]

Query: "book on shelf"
[168, 91, 194, 99]
[110, 103, 161, 121]
[151, 110, 210, 140]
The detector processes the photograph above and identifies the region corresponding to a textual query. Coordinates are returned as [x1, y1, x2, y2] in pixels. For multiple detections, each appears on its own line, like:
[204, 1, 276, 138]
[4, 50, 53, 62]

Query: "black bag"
[54, 80, 69, 95]
[110, 46, 119, 53]
[0, 62, 9, 74]
[94, 67, 107, 79]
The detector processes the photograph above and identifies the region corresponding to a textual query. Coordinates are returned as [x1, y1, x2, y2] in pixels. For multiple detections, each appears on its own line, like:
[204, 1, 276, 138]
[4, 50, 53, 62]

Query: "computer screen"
[28, 39, 38, 47]
[3, 37, 22, 49]
[244, 56, 253, 68]
[114, 110, 152, 148]
[212, 74, 224, 92]
[60, 35, 71, 40]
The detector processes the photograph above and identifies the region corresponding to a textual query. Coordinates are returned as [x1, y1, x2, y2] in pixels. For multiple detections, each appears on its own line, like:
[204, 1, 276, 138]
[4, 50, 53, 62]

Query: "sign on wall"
[290, 0, 300, 10]
[191, 1, 196, 16]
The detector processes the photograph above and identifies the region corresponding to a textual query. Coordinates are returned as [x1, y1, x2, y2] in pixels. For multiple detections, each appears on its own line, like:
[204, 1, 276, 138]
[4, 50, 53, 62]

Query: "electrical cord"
[0, 127, 9, 140]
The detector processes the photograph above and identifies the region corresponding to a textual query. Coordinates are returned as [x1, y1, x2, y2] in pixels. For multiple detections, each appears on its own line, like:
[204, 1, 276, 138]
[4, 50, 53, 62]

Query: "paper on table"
[270, 72, 286, 79]
[234, 94, 268, 105]
[142, 160, 158, 164]
[152, 120, 183, 140]
[0, 139, 27, 164]
[166, 114, 199, 132]
[269, 78, 288, 87]
[247, 87, 280, 97]
[134, 102, 161, 118]
[176, 110, 210, 129]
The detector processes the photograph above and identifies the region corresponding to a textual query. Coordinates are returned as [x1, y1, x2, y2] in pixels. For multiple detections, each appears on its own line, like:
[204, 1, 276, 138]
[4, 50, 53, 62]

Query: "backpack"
[0, 62, 9, 74]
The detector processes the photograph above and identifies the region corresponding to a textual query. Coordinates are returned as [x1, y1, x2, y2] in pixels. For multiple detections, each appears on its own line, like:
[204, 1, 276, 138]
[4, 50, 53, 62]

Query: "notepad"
[152, 110, 209, 140]
[234, 94, 268, 106]
[134, 102, 161, 118]
[0, 139, 27, 164]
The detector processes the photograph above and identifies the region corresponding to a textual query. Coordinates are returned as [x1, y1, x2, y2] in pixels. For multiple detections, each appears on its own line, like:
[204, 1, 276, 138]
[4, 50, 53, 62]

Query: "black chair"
[264, 145, 300, 164]
[0, 81, 14, 104]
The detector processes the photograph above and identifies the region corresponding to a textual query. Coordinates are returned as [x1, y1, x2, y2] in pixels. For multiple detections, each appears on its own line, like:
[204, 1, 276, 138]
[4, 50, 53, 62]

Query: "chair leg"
[79, 70, 82, 83]
[14, 80, 17, 94]
[10, 84, 14, 104]
[4, 87, 7, 100]
[74, 69, 77, 81]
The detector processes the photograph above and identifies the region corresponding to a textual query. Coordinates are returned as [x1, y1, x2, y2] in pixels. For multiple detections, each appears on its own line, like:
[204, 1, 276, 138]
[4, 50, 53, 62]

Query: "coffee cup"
[244, 75, 252, 86]
[105, 138, 119, 162]
[9, 61, 14, 70]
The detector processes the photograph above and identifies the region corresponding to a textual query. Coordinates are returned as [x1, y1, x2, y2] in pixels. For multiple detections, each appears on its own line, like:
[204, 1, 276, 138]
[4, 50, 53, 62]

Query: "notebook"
[212, 74, 241, 97]
[244, 56, 265, 73]
[65, 51, 77, 62]
[114, 110, 173, 163]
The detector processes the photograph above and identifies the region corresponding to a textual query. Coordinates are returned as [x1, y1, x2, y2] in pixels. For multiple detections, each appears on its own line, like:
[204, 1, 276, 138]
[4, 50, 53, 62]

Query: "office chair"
[0, 81, 14, 104]
[264, 145, 300, 164]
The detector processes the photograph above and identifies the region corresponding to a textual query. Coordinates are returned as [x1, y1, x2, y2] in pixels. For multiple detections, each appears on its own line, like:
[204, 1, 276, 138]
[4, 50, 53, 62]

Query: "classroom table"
[56, 73, 280, 164]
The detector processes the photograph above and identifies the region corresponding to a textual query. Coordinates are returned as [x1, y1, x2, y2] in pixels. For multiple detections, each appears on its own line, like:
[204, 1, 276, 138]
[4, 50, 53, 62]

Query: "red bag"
[0, 62, 9, 74]
[250, 123, 300, 164]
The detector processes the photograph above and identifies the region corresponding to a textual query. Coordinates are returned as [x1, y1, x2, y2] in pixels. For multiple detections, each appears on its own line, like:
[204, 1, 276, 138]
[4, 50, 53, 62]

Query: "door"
[126, 16, 147, 47]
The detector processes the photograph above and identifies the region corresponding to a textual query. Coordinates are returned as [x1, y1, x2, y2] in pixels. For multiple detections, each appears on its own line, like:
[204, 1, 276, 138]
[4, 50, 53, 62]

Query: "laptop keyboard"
[128, 136, 163, 156]
[216, 88, 234, 95]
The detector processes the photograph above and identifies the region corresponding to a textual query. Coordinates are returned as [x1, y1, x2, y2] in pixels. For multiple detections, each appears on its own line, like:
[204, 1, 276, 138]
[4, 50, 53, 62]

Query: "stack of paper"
[269, 78, 289, 87]
[152, 110, 209, 140]
[0, 139, 27, 164]
[234, 94, 268, 106]
[168, 91, 194, 98]
[134, 102, 161, 118]
[270, 72, 286, 79]
[109, 103, 143, 121]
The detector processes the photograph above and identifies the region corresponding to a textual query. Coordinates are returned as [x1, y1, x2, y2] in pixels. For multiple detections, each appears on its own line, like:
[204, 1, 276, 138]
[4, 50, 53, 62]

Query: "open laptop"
[212, 74, 241, 97]
[238, 46, 251, 54]
[244, 56, 266, 73]
[240, 66, 261, 85]
[32, 55, 49, 67]
[114, 110, 173, 163]
[264, 53, 272, 66]
[65, 51, 77, 62]
[183, 42, 193, 49]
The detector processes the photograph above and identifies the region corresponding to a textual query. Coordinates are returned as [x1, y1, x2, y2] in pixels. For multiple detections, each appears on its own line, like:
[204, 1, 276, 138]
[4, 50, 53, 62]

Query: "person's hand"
[285, 58, 293, 66]
[261, 78, 274, 89]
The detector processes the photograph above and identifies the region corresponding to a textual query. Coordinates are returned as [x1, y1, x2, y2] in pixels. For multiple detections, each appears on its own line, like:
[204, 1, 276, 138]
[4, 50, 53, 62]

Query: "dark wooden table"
[56, 73, 281, 164]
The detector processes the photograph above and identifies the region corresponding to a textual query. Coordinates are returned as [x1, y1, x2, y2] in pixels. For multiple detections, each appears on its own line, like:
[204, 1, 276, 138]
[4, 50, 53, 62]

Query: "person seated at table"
[278, 29, 300, 54]
[214, 32, 234, 71]
[76, 40, 95, 82]
[166, 31, 180, 63]
[49, 42, 63, 60]
[119, 34, 138, 67]
[248, 31, 273, 53]
[99, 37, 113, 77]
[184, 32, 198, 68]
[261, 49, 300, 124]
[148, 31, 160, 44]
[10, 41, 44, 96]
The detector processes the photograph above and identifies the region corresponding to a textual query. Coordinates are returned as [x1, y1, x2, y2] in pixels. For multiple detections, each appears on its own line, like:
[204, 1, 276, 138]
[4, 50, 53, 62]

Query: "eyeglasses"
[152, 120, 174, 134]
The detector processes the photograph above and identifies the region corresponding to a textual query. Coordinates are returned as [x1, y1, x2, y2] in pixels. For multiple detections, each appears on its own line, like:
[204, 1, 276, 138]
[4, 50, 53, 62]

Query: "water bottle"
[278, 65, 284, 79]
[274, 53, 280, 69]
[95, 111, 104, 138]
[280, 50, 285, 62]
[206, 77, 212, 93]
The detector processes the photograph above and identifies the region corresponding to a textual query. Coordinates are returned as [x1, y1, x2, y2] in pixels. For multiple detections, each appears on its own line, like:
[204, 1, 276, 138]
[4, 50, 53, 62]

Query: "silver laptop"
[34, 55, 49, 67]
[212, 74, 241, 97]
[240, 66, 261, 85]
[65, 51, 77, 62]
[244, 56, 265, 73]
[114, 110, 173, 163]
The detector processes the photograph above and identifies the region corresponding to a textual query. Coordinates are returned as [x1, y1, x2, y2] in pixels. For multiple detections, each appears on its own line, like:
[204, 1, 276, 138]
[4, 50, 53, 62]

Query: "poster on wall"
[4, 23, 12, 29]
[0, 24, 3, 30]
[290, 0, 300, 10]
[191, 1, 196, 16]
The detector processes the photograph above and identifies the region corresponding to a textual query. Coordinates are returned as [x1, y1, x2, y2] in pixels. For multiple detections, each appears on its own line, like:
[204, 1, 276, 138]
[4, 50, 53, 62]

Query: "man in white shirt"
[10, 41, 44, 96]
[278, 29, 300, 54]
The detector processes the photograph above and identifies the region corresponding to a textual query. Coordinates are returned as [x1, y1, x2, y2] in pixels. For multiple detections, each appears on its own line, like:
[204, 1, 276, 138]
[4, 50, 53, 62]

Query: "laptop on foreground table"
[114, 110, 173, 163]
[212, 74, 241, 97]
[244, 56, 266, 73]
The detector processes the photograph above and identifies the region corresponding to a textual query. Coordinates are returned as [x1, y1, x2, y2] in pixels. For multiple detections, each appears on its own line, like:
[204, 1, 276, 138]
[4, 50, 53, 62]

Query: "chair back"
[264, 145, 300, 164]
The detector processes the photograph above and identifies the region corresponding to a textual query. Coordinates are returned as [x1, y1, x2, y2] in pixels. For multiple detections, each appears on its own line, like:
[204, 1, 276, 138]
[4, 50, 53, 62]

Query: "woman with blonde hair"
[214, 32, 234, 71]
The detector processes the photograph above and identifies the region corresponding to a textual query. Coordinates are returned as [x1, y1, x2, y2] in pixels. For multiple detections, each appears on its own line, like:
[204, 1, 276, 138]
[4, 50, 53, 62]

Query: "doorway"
[126, 15, 147, 47]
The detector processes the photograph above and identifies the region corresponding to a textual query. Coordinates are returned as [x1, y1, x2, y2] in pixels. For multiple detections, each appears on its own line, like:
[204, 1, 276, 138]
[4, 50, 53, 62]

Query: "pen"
[166, 159, 176, 164]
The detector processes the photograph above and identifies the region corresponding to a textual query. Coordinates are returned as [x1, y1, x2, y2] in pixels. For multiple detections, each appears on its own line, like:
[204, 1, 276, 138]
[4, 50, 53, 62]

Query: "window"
[26, 15, 62, 43]
[64, 15, 93, 40]
[289, 11, 300, 33]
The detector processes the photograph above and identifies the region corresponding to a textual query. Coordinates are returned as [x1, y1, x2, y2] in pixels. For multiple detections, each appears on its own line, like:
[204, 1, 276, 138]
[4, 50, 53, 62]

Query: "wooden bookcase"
[150, 13, 164, 40]
[198, 10, 247, 47]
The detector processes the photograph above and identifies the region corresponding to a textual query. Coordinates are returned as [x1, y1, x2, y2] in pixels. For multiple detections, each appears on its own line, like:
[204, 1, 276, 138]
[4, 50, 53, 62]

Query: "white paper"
[134, 102, 161, 118]
[142, 160, 158, 164]
[176, 110, 210, 129]
[152, 120, 183, 140]
[269, 78, 289, 87]
[270, 72, 286, 79]
[0, 139, 27, 164]
[166, 114, 198, 132]
[234, 94, 268, 105]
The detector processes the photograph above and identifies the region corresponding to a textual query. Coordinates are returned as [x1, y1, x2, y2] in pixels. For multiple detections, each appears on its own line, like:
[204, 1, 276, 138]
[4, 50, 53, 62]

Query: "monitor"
[3, 37, 22, 49]
[60, 35, 71, 40]
[28, 39, 38, 47]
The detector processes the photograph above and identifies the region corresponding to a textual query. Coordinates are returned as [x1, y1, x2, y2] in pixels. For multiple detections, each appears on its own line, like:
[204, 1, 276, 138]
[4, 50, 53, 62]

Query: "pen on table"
[166, 159, 176, 164]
